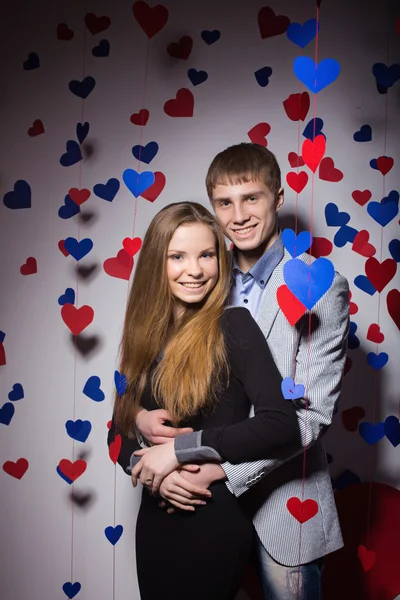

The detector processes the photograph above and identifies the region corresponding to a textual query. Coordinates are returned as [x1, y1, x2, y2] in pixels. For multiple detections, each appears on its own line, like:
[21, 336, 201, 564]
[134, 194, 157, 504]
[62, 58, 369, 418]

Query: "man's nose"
[232, 205, 249, 224]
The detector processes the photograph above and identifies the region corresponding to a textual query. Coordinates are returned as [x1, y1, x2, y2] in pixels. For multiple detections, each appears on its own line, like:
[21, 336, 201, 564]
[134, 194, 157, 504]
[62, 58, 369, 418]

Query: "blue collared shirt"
[230, 234, 284, 320]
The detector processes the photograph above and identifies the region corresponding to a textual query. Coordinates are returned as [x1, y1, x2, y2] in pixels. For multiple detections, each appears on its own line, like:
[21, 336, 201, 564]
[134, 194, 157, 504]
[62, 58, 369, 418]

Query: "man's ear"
[276, 187, 284, 212]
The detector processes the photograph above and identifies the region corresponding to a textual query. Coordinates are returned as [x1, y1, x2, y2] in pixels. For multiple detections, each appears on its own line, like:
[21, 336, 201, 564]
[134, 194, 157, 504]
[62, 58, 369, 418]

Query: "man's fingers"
[179, 464, 200, 473]
[151, 436, 180, 445]
[166, 499, 195, 512]
[175, 479, 211, 498]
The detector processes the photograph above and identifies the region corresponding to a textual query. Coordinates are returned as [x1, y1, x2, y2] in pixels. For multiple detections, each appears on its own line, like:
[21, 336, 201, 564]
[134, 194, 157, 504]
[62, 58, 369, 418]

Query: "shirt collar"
[232, 233, 284, 289]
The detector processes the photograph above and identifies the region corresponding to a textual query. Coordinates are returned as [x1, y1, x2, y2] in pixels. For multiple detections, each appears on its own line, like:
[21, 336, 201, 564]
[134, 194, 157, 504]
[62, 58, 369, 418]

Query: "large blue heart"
[384, 416, 400, 447]
[282, 229, 312, 257]
[8, 383, 24, 401]
[372, 62, 400, 88]
[64, 237, 93, 261]
[325, 203, 350, 227]
[302, 117, 325, 141]
[334, 225, 358, 248]
[281, 377, 305, 401]
[294, 57, 341, 93]
[62, 582, 81, 599]
[359, 421, 385, 445]
[353, 124, 372, 142]
[60, 141, 82, 167]
[58, 194, 81, 219]
[93, 178, 120, 202]
[254, 66, 273, 87]
[76, 121, 89, 144]
[367, 352, 389, 370]
[123, 169, 155, 198]
[83, 376, 105, 402]
[353, 275, 376, 296]
[389, 239, 400, 263]
[367, 200, 398, 227]
[114, 370, 127, 396]
[105, 525, 123, 545]
[92, 39, 110, 57]
[69, 76, 96, 99]
[188, 68, 208, 86]
[23, 52, 40, 70]
[201, 30, 220, 45]
[132, 142, 159, 164]
[58, 288, 75, 306]
[65, 419, 92, 443]
[0, 402, 15, 425]
[284, 257, 335, 310]
[3, 180, 31, 209]
[286, 18, 319, 48]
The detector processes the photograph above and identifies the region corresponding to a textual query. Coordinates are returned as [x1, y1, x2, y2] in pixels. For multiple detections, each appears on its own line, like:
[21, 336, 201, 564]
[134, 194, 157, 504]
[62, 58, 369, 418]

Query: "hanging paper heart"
[357, 545, 377, 572]
[103, 249, 133, 280]
[286, 18, 319, 48]
[359, 421, 385, 444]
[341, 407, 365, 432]
[61, 304, 94, 336]
[389, 239, 400, 262]
[283, 91, 310, 121]
[8, 383, 24, 401]
[302, 135, 326, 172]
[367, 199, 398, 227]
[64, 237, 93, 261]
[93, 178, 120, 202]
[276, 285, 307, 325]
[163, 88, 194, 117]
[132, 141, 159, 164]
[122, 237, 142, 257]
[366, 323, 384, 344]
[109, 434, 122, 464]
[123, 169, 155, 198]
[65, 419, 92, 443]
[114, 370, 127, 395]
[309, 237, 332, 258]
[68, 188, 91, 206]
[0, 402, 15, 425]
[353, 275, 376, 296]
[57, 459, 87, 483]
[352, 190, 371, 206]
[387, 289, 400, 330]
[365, 257, 396, 293]
[3, 458, 29, 479]
[83, 376, 105, 402]
[133, 1, 168, 39]
[104, 524, 123, 545]
[281, 377, 305, 400]
[3, 180, 31, 209]
[367, 352, 388, 370]
[130, 108, 149, 126]
[352, 230, 376, 257]
[57, 285, 75, 305]
[281, 229, 312, 257]
[62, 582, 82, 599]
[247, 122, 271, 146]
[286, 171, 308, 193]
[294, 57, 341, 93]
[287, 497, 318, 523]
[140, 171, 166, 202]
[324, 203, 350, 227]
[284, 257, 335, 310]
[384, 416, 400, 447]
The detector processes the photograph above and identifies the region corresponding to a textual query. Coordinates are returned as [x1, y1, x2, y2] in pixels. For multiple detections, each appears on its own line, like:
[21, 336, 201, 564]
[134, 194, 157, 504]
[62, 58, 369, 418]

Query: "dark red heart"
[84, 12, 111, 35]
[376, 156, 394, 176]
[3, 458, 29, 479]
[258, 7, 290, 38]
[309, 237, 332, 258]
[28, 119, 44, 137]
[287, 497, 318, 523]
[365, 257, 396, 293]
[247, 122, 271, 147]
[133, 1, 169, 39]
[283, 92, 310, 121]
[352, 230, 376, 257]
[367, 323, 384, 344]
[387, 289, 400, 330]
[341, 407, 365, 432]
[20, 257, 37, 275]
[352, 189, 371, 206]
[57, 23, 74, 41]
[286, 171, 308, 194]
[103, 249, 133, 280]
[319, 157, 343, 182]
[141, 171, 166, 202]
[61, 304, 94, 336]
[58, 240, 69, 257]
[130, 109, 149, 126]
[302, 135, 326, 173]
[68, 188, 91, 206]
[164, 88, 194, 117]
[167, 36, 193, 59]
[358, 545, 377, 573]
[288, 152, 305, 168]
[58, 459, 87, 482]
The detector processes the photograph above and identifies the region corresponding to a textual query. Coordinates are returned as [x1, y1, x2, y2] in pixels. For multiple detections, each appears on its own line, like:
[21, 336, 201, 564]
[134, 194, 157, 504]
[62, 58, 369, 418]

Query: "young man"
[134, 143, 350, 599]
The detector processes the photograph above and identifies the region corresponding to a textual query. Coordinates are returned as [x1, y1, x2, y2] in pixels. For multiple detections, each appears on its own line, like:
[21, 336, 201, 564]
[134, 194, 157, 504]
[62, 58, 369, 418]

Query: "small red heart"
[288, 152, 305, 168]
[141, 171, 166, 202]
[352, 189, 372, 206]
[341, 407, 365, 432]
[0, 343, 6, 366]
[283, 92, 310, 122]
[20, 257, 37, 275]
[367, 323, 384, 344]
[365, 257, 397, 293]
[309, 237, 332, 258]
[61, 304, 94, 336]
[302, 135, 326, 173]
[167, 36, 193, 59]
[319, 157, 343, 182]
[387, 289, 400, 331]
[258, 6, 290, 38]
[286, 171, 308, 194]
[103, 249, 133, 280]
[350, 301, 358, 315]
[164, 88, 194, 117]
[107, 420, 112, 430]
[58, 459, 87, 482]
[68, 187, 91, 206]
[28, 119, 44, 137]
[122, 237, 142, 257]
[58, 240, 70, 257]
[3, 458, 29, 479]
[352, 230, 376, 257]
[57, 23, 74, 41]
[357, 545, 376, 573]
[277, 285, 307, 326]
[109, 434, 122, 464]
[376, 156, 394, 176]
[84, 12, 111, 35]
[344, 356, 352, 375]
[130, 108, 149, 126]
[287, 497, 318, 523]
[247, 122, 271, 147]
[133, 1, 169, 39]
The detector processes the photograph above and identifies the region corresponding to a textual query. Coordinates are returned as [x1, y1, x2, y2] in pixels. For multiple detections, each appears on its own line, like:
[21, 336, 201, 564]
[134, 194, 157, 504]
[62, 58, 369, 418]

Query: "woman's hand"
[135, 408, 194, 445]
[131, 441, 179, 494]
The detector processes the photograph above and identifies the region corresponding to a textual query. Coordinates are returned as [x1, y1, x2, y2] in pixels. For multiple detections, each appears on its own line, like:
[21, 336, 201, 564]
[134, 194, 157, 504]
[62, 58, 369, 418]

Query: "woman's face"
[167, 223, 219, 318]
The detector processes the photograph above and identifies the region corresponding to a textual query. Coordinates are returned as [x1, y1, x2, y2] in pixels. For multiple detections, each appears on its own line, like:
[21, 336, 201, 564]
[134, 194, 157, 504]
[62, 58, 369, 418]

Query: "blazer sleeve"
[107, 416, 142, 475]
[173, 307, 301, 464]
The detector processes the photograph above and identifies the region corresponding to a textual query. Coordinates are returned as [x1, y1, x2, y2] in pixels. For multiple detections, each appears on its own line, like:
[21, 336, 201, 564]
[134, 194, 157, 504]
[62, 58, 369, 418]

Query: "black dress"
[108, 307, 300, 600]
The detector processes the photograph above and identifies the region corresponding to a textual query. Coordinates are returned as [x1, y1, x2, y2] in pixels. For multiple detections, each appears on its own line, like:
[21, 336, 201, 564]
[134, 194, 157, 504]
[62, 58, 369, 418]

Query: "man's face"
[212, 179, 284, 253]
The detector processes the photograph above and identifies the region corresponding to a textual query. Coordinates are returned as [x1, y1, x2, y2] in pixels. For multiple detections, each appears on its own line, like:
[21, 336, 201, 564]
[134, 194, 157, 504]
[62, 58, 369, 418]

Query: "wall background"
[0, 1, 399, 599]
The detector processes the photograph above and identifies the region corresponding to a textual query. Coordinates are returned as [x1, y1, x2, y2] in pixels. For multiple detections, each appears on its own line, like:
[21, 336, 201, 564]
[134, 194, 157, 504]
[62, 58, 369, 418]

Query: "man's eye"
[247, 196, 257, 201]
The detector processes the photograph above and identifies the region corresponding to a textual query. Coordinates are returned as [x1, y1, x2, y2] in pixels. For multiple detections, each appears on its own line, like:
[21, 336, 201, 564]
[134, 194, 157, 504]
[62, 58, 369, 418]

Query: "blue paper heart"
[65, 419, 92, 443]
[0, 402, 15, 425]
[92, 39, 110, 57]
[69, 76, 96, 99]
[382, 190, 399, 206]
[62, 582, 81, 599]
[3, 180, 31, 209]
[23, 52, 40, 70]
[8, 383, 24, 401]
[83, 376, 105, 402]
[56, 465, 73, 485]
[376, 80, 388, 94]
[334, 225, 358, 248]
[58, 288, 75, 306]
[254, 66, 273, 87]
[348, 322, 360, 350]
[325, 203, 350, 227]
[132, 142, 159, 165]
[294, 57, 341, 93]
[281, 377, 305, 401]
[369, 158, 379, 170]
[372, 63, 400, 88]
[384, 416, 400, 447]
[286, 18, 319, 48]
[64, 237, 93, 261]
[201, 30, 220, 45]
[354, 275, 377, 296]
[76, 122, 89, 144]
[0, 331, 5, 343]
[58, 194, 81, 219]
[332, 469, 361, 491]
[367, 352, 389, 370]
[302, 117, 325, 141]
[359, 421, 385, 445]
[105, 525, 123, 545]
[114, 370, 127, 396]
[353, 124, 372, 142]
[281, 229, 312, 257]
[188, 68, 208, 86]
[284, 257, 335, 310]
[367, 200, 398, 227]
[93, 178, 120, 202]
[60, 141, 82, 167]
[389, 239, 400, 262]
[123, 169, 155, 198]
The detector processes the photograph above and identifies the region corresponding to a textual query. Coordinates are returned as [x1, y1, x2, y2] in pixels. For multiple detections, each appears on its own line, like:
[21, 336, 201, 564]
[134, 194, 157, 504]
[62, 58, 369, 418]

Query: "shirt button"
[260, 280, 265, 285]
[243, 299, 248, 304]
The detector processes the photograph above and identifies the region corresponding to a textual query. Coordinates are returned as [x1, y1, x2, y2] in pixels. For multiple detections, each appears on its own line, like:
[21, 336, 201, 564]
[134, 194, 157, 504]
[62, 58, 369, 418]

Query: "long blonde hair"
[114, 202, 232, 436]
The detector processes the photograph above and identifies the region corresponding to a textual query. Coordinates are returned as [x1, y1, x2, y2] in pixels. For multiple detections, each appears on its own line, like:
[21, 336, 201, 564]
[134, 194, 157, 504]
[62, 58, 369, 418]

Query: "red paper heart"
[309, 237, 332, 258]
[164, 88, 194, 117]
[167, 36, 193, 59]
[130, 108, 149, 126]
[341, 407, 365, 432]
[358, 545, 377, 573]
[140, 171, 166, 202]
[20, 257, 37, 275]
[349, 299, 358, 315]
[387, 289, 400, 330]
[365, 257, 396, 293]
[58, 459, 87, 482]
[302, 135, 326, 173]
[376, 156, 394, 176]
[344, 356, 352, 375]
[319, 157, 343, 182]
[277, 285, 307, 326]
[57, 23, 74, 41]
[109, 434, 122, 464]
[258, 6, 290, 38]
[103, 249, 133, 280]
[0, 343, 6, 366]
[133, 1, 169, 39]
[61, 304, 94, 335]
[58, 240, 69, 257]
[352, 230, 376, 257]
[122, 237, 142, 257]
[68, 187, 91, 206]
[352, 189, 372, 206]
[283, 92, 310, 121]
[287, 497, 319, 523]
[286, 171, 308, 193]
[367, 323, 384, 344]
[107, 420, 112, 430]
[288, 152, 305, 168]
[28, 119, 44, 137]
[84, 12, 111, 35]
[3, 458, 29, 479]
[247, 122, 271, 147]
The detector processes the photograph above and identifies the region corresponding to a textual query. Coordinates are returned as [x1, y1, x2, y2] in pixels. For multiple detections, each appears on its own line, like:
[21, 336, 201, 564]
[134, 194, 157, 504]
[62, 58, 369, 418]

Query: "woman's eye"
[202, 252, 215, 258]
[170, 254, 182, 260]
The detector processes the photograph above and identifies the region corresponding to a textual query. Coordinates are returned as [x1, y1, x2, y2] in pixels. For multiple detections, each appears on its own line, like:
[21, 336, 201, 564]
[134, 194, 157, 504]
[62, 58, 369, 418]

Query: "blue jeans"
[256, 536, 324, 600]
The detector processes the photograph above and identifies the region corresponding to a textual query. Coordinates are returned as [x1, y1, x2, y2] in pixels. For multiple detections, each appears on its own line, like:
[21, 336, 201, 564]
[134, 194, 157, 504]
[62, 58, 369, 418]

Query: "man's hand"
[136, 408, 194, 444]
[159, 466, 212, 512]
[131, 441, 178, 493]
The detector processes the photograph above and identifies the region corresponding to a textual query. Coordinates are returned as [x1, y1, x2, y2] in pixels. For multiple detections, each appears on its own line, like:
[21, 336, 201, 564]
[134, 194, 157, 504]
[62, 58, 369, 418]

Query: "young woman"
[108, 202, 300, 600]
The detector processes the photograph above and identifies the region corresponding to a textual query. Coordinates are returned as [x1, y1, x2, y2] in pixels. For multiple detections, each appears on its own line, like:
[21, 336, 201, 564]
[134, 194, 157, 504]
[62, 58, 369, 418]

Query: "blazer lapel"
[257, 250, 291, 338]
